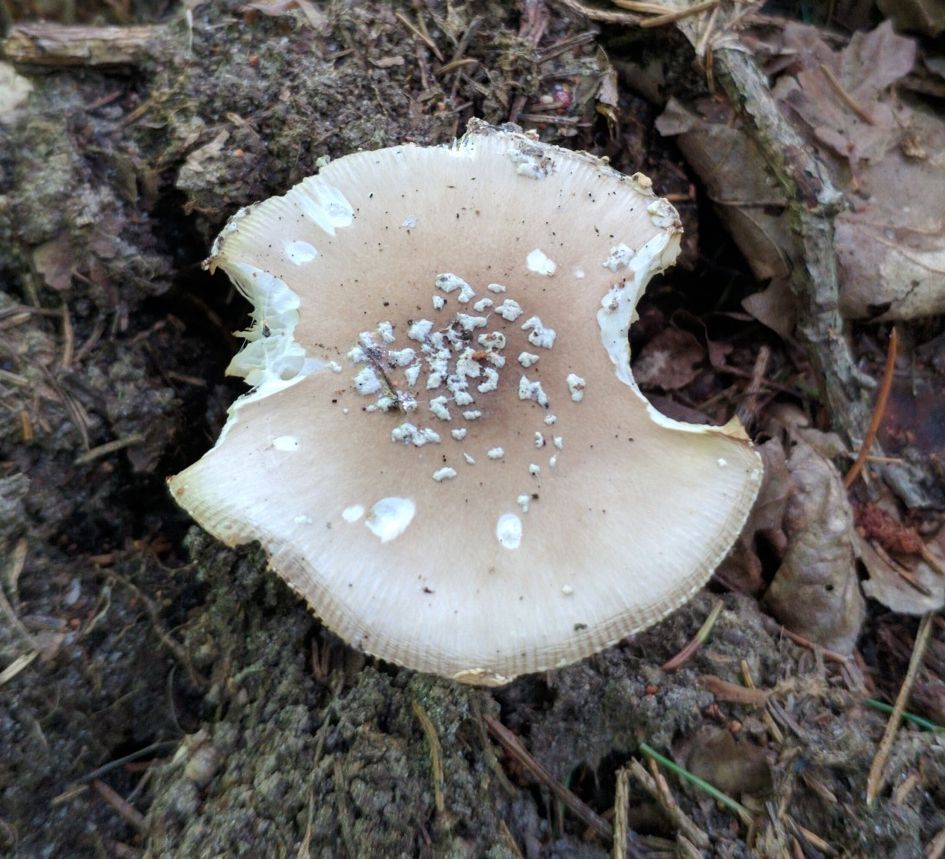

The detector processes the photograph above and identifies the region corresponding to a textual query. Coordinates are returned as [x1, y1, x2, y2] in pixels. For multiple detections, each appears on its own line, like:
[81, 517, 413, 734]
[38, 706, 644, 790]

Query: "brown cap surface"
[169, 120, 762, 685]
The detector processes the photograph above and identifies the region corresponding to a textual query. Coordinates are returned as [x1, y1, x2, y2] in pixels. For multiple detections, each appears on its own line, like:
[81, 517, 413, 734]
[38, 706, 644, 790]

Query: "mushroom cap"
[169, 120, 762, 686]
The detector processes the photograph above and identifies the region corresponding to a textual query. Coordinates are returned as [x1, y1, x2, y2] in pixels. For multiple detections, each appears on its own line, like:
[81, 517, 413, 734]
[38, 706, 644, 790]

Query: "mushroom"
[169, 120, 762, 686]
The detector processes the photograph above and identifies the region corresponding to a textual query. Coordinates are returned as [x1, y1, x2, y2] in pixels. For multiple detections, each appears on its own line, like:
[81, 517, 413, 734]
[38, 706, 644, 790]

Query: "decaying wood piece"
[620, 0, 939, 509]
[1, 23, 168, 67]
[711, 47, 935, 510]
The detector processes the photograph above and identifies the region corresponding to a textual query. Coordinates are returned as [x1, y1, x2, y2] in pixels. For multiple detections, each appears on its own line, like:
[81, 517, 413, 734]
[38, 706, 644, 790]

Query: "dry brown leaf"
[32, 234, 75, 292]
[656, 98, 791, 287]
[682, 727, 773, 798]
[857, 531, 945, 614]
[654, 98, 796, 335]
[656, 22, 945, 323]
[771, 22, 945, 321]
[633, 327, 705, 391]
[763, 435, 865, 654]
[834, 104, 945, 320]
[741, 281, 796, 341]
[773, 22, 915, 167]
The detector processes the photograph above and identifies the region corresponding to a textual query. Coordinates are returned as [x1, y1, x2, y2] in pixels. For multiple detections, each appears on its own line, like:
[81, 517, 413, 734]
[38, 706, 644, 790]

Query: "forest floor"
[1, 1, 944, 857]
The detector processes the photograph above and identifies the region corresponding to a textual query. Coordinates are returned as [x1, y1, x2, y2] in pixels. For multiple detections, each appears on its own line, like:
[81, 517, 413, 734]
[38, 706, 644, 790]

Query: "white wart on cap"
[169, 120, 763, 686]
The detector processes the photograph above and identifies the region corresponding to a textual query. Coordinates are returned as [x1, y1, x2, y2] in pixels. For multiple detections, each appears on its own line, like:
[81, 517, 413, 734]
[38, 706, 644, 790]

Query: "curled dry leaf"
[762, 435, 865, 655]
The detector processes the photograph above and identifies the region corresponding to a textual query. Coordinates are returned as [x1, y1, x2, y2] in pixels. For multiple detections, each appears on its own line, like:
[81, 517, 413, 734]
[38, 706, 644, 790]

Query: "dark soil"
[2, 2, 943, 858]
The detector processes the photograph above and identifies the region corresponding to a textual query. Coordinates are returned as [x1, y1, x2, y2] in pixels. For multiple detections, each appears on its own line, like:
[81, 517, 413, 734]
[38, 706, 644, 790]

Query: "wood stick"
[2, 23, 166, 67]
[710, 47, 932, 509]
[485, 715, 612, 840]
[844, 328, 897, 488]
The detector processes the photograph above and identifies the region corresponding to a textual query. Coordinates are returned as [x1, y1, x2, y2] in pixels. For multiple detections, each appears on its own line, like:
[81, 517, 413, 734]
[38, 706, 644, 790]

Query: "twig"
[166, 371, 207, 387]
[0, 651, 38, 686]
[919, 543, 945, 578]
[701, 674, 769, 707]
[735, 345, 771, 429]
[394, 11, 444, 62]
[801, 771, 838, 805]
[41, 365, 90, 450]
[535, 31, 598, 63]
[4, 537, 27, 608]
[639, 742, 753, 828]
[784, 817, 835, 856]
[73, 311, 106, 365]
[844, 328, 897, 488]
[516, 113, 584, 126]
[0, 579, 36, 650]
[869, 539, 931, 596]
[779, 626, 849, 665]
[694, 2, 719, 63]
[60, 302, 74, 369]
[102, 568, 207, 689]
[893, 771, 920, 805]
[766, 698, 808, 740]
[0, 304, 62, 321]
[711, 49, 929, 508]
[866, 613, 934, 805]
[613, 767, 630, 859]
[75, 740, 179, 784]
[434, 57, 479, 77]
[740, 659, 784, 743]
[411, 701, 446, 817]
[92, 780, 145, 831]
[661, 598, 723, 671]
[629, 759, 710, 847]
[611, 0, 671, 12]
[74, 432, 146, 465]
[640, 0, 718, 28]
[498, 820, 525, 858]
[333, 760, 358, 858]
[18, 411, 34, 443]
[927, 827, 945, 859]
[553, 0, 642, 25]
[485, 715, 612, 840]
[0, 368, 29, 387]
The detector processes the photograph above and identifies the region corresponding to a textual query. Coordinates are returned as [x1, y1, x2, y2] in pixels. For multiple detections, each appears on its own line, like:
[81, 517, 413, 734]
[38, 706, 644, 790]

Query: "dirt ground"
[2, 1, 944, 857]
